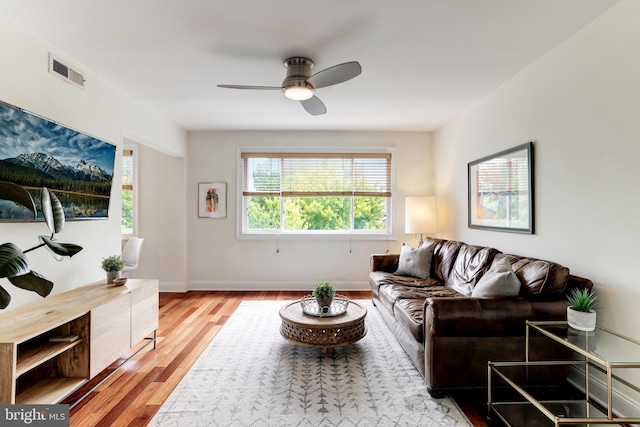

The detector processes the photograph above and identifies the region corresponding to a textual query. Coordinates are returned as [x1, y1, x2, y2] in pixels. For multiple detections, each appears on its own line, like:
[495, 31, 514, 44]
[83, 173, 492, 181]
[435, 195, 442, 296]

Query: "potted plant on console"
[101, 255, 125, 284]
[312, 282, 336, 312]
[567, 288, 597, 331]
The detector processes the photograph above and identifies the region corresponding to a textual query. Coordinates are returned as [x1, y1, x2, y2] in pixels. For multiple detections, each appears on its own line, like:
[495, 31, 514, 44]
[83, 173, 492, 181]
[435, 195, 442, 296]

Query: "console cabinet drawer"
[90, 294, 132, 377]
[131, 280, 159, 346]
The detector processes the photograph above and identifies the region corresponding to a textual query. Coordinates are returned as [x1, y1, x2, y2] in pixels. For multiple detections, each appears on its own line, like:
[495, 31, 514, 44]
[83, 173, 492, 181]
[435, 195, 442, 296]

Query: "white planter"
[106, 270, 122, 284]
[567, 307, 596, 332]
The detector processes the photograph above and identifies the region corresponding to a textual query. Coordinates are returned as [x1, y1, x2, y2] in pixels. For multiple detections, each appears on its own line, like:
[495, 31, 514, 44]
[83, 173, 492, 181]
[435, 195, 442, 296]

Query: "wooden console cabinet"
[0, 279, 158, 404]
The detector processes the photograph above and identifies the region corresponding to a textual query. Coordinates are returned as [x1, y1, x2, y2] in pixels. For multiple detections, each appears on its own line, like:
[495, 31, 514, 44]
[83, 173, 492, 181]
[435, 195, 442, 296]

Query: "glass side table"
[488, 320, 640, 426]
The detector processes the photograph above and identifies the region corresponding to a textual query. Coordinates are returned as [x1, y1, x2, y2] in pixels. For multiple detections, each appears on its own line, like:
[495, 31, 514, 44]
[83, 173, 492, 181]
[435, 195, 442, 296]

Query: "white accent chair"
[122, 237, 144, 275]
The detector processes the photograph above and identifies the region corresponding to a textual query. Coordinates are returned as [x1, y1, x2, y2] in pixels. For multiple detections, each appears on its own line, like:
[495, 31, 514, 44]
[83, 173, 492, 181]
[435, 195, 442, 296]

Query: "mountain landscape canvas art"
[0, 102, 116, 220]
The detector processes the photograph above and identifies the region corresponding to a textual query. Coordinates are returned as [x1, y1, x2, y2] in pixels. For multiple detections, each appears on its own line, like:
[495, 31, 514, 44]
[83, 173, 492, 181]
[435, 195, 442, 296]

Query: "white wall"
[187, 131, 433, 291]
[125, 143, 187, 291]
[434, 0, 640, 341]
[0, 14, 186, 310]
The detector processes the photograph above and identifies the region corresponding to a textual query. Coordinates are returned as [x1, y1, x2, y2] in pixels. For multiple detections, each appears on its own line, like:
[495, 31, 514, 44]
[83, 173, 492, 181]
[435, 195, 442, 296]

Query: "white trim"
[122, 129, 185, 158]
[159, 281, 188, 293]
[187, 280, 369, 292]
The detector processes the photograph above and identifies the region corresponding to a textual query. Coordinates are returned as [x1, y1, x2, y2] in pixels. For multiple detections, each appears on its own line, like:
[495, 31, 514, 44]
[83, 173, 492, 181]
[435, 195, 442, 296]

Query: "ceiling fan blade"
[306, 61, 361, 89]
[217, 84, 281, 90]
[300, 96, 327, 116]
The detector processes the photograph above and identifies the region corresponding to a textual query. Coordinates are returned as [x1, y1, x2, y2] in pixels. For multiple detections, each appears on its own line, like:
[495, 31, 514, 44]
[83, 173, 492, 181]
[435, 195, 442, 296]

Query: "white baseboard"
[567, 365, 640, 423]
[186, 280, 369, 292]
[159, 281, 188, 293]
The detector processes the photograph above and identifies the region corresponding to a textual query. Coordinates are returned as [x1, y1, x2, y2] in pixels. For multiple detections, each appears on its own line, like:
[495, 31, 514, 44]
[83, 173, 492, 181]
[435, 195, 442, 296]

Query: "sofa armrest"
[424, 297, 569, 336]
[565, 275, 593, 295]
[370, 254, 400, 273]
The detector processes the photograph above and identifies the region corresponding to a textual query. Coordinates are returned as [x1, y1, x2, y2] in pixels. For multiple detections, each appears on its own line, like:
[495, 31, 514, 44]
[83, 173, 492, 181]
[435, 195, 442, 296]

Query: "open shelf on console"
[16, 339, 82, 377]
[16, 377, 87, 404]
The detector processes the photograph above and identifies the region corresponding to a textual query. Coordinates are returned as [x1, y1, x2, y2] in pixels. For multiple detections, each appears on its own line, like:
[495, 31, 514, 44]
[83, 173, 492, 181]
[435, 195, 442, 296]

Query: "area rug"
[149, 300, 472, 427]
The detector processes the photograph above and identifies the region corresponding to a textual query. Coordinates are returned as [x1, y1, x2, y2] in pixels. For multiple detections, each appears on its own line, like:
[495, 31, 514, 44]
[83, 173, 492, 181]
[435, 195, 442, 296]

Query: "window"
[121, 148, 135, 234]
[241, 151, 393, 236]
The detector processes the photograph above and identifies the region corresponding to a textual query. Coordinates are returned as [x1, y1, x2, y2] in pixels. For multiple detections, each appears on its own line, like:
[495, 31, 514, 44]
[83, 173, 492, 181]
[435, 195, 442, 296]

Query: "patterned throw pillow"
[395, 241, 435, 279]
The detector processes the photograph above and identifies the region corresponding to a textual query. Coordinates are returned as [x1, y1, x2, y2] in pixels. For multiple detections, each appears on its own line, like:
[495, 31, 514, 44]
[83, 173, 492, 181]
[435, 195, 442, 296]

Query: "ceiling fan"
[217, 57, 362, 116]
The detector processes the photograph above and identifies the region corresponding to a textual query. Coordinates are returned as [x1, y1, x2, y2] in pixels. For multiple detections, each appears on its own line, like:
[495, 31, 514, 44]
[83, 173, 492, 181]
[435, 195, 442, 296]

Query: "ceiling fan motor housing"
[282, 57, 315, 91]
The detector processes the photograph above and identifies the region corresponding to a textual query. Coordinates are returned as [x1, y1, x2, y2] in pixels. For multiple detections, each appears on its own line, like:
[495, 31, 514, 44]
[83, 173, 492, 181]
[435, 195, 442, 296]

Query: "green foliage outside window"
[122, 189, 133, 232]
[247, 196, 280, 229]
[247, 196, 386, 231]
[121, 149, 134, 233]
[284, 197, 350, 231]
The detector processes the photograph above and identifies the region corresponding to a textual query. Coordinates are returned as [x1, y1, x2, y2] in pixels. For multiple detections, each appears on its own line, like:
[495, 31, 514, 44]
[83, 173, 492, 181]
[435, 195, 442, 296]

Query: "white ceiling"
[0, 0, 619, 132]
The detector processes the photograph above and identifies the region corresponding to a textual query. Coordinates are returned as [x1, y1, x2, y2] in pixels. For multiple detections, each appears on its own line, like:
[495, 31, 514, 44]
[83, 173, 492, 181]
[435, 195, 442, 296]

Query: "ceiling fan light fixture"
[218, 57, 361, 115]
[284, 86, 314, 101]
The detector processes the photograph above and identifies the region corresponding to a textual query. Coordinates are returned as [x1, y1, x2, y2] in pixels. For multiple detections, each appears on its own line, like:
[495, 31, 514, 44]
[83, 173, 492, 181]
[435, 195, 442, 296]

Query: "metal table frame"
[488, 321, 640, 426]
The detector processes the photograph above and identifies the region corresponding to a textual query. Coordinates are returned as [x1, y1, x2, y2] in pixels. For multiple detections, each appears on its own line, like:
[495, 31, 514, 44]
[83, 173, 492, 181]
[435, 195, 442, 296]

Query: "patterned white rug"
[150, 300, 472, 427]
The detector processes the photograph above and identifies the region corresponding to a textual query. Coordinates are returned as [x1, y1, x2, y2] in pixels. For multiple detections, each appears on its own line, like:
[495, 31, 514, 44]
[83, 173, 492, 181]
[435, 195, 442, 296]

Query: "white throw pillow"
[471, 256, 521, 298]
[395, 241, 435, 279]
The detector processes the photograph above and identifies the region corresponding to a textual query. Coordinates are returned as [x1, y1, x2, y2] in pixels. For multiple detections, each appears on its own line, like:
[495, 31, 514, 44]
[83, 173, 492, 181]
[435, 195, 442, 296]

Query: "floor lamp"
[405, 196, 438, 246]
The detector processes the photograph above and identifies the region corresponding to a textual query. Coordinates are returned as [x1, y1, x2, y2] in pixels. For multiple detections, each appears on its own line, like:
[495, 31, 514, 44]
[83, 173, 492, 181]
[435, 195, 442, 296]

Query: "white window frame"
[237, 147, 397, 240]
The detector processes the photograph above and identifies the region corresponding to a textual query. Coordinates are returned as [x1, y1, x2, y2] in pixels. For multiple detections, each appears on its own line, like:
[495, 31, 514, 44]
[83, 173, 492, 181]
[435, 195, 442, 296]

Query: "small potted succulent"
[566, 288, 597, 331]
[312, 282, 336, 312]
[101, 255, 126, 284]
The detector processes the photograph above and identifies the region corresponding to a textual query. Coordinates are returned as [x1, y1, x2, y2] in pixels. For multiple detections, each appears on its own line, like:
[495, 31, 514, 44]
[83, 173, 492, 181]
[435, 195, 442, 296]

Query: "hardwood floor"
[64, 290, 489, 426]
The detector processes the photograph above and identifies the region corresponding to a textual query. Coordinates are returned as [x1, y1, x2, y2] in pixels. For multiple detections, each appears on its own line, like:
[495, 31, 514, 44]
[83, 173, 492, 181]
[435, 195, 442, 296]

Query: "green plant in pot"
[566, 288, 597, 331]
[101, 255, 125, 284]
[0, 182, 83, 309]
[312, 282, 336, 313]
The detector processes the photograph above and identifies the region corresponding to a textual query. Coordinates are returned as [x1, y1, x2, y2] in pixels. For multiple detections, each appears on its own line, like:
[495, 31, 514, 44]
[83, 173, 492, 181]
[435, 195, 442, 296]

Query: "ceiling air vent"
[49, 53, 85, 89]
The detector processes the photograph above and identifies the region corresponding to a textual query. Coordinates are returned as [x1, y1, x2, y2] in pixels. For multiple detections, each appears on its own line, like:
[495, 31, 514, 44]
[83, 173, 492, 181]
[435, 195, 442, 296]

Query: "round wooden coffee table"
[279, 300, 367, 353]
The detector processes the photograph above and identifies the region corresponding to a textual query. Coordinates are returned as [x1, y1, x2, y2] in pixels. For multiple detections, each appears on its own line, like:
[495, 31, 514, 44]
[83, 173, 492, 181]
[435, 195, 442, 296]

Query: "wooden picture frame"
[468, 142, 534, 233]
[198, 182, 226, 218]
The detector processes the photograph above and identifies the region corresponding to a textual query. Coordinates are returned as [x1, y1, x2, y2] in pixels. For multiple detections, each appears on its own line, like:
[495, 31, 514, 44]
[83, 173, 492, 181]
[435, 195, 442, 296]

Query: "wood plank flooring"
[63, 290, 490, 427]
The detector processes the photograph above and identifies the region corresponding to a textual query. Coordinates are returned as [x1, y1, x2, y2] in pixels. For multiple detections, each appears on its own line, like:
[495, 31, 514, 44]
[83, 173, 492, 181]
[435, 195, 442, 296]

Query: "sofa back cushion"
[500, 254, 570, 299]
[427, 238, 463, 282]
[445, 244, 500, 296]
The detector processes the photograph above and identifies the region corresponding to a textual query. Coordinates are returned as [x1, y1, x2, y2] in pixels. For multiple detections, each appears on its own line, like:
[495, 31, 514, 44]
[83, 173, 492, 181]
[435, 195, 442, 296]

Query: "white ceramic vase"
[567, 306, 596, 331]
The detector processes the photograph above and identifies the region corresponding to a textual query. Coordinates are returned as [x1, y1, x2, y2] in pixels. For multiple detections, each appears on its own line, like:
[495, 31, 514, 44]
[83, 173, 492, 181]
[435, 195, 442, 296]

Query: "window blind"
[242, 152, 391, 197]
[122, 150, 134, 191]
[476, 158, 528, 194]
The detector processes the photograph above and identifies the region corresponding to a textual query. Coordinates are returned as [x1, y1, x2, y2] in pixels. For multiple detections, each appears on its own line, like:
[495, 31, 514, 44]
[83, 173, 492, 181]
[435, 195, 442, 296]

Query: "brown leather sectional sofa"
[369, 237, 593, 397]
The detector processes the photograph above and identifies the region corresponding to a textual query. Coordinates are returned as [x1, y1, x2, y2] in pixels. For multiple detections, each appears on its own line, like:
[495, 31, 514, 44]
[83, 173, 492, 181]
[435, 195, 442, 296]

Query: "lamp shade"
[405, 196, 438, 235]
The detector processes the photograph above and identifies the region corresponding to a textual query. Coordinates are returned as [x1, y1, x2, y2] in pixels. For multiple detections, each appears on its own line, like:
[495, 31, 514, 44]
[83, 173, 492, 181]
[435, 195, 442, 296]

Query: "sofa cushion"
[395, 241, 435, 279]
[427, 238, 463, 282]
[501, 254, 570, 298]
[394, 299, 425, 343]
[445, 244, 500, 296]
[379, 283, 456, 303]
[370, 271, 442, 290]
[471, 257, 521, 298]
